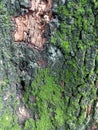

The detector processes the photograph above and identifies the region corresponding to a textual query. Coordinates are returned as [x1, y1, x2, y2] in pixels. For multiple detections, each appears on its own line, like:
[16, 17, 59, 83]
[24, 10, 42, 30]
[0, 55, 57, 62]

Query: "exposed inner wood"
[12, 0, 52, 50]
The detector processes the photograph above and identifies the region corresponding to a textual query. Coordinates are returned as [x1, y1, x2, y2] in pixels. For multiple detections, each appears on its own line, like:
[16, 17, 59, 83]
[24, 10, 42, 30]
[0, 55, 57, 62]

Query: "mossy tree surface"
[0, 0, 98, 130]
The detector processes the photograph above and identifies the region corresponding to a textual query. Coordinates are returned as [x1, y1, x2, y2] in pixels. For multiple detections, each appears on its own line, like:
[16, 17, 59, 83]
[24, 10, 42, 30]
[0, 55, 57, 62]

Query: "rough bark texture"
[0, 0, 98, 130]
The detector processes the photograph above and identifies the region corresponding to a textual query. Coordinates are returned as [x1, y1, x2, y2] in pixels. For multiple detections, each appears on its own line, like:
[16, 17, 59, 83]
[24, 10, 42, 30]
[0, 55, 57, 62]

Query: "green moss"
[0, 110, 20, 130]
[23, 68, 65, 130]
[22, 61, 97, 129]
[94, 1, 98, 8]
[0, 98, 3, 109]
[24, 119, 36, 130]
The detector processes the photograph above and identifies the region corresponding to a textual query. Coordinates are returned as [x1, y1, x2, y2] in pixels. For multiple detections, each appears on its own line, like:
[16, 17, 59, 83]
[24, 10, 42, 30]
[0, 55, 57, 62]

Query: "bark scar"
[12, 0, 53, 50]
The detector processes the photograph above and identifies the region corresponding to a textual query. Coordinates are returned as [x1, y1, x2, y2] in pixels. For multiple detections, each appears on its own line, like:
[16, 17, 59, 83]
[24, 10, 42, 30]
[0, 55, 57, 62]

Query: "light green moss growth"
[0, 98, 3, 109]
[23, 68, 65, 130]
[0, 110, 20, 130]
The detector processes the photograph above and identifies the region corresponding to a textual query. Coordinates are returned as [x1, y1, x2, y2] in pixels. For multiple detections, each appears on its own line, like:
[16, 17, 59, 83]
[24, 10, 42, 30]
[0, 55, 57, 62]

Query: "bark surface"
[0, 0, 98, 130]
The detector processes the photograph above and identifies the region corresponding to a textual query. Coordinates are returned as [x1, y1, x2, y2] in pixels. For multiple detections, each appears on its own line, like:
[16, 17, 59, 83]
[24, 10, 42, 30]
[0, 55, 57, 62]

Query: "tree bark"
[0, 0, 98, 130]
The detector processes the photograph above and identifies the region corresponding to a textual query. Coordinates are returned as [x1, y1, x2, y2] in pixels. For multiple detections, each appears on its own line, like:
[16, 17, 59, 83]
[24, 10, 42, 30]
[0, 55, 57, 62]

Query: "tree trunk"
[0, 0, 98, 130]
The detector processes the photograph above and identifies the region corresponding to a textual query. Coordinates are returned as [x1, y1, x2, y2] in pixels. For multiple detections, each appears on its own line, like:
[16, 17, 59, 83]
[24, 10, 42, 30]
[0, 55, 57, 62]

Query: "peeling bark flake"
[12, 0, 53, 50]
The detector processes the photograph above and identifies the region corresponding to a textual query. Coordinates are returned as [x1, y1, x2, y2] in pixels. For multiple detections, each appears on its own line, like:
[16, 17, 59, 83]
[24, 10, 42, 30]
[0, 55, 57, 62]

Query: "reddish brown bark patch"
[12, 0, 52, 50]
[37, 58, 48, 68]
[86, 104, 92, 117]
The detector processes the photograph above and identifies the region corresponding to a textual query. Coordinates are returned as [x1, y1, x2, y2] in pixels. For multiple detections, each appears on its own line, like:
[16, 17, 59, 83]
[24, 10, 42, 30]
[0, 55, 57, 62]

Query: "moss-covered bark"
[0, 0, 98, 130]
